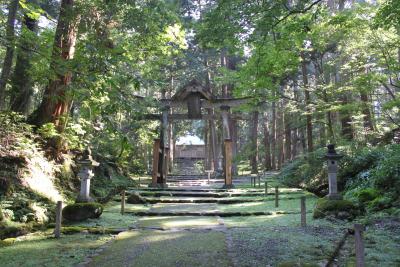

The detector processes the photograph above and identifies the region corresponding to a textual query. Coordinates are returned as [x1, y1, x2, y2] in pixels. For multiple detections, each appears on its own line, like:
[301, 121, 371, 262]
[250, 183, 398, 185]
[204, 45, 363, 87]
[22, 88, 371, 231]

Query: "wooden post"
[258, 175, 261, 188]
[54, 201, 62, 238]
[121, 190, 125, 215]
[301, 196, 306, 227]
[275, 186, 279, 208]
[354, 224, 365, 267]
[264, 182, 268, 196]
[224, 139, 233, 187]
[162, 147, 169, 185]
[151, 139, 161, 186]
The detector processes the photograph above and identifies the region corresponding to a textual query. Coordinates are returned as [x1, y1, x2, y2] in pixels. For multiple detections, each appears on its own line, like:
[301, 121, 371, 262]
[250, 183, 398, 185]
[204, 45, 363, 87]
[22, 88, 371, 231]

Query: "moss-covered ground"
[1, 174, 399, 266]
[0, 232, 113, 267]
[88, 230, 231, 267]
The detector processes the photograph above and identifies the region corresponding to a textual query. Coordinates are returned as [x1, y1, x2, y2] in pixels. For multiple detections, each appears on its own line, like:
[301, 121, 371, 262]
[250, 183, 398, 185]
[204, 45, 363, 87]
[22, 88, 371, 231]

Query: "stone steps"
[131, 190, 304, 198]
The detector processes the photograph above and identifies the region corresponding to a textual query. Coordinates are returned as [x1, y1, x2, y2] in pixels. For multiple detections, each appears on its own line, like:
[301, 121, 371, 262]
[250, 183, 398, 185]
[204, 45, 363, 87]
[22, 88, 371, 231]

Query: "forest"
[0, 0, 399, 266]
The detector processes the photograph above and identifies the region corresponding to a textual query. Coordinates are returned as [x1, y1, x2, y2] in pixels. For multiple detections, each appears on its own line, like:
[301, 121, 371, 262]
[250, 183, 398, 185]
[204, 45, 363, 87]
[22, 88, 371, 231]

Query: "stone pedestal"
[77, 167, 94, 203]
[325, 144, 343, 200]
[76, 149, 99, 203]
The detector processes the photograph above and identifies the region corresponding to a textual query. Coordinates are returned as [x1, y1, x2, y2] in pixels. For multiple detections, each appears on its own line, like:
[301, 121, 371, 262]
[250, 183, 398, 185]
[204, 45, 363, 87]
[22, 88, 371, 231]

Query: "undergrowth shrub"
[279, 144, 400, 211]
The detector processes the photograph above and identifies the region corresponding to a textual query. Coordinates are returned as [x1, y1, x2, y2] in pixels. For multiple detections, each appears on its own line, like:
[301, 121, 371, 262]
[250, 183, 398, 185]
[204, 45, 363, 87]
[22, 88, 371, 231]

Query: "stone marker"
[76, 149, 99, 203]
[354, 224, 365, 267]
[275, 186, 279, 208]
[325, 144, 343, 200]
[54, 201, 62, 238]
[121, 190, 125, 215]
[301, 196, 306, 227]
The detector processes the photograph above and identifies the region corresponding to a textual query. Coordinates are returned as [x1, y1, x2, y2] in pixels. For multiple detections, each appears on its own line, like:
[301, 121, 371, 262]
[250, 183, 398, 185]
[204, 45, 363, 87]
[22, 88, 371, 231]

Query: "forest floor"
[0, 173, 399, 267]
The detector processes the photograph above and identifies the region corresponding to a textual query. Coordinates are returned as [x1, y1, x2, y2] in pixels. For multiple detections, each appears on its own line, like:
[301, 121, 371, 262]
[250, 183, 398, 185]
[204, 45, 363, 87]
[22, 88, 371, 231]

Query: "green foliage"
[280, 144, 400, 213]
[37, 123, 59, 139]
[0, 112, 35, 152]
[278, 148, 326, 191]
[370, 145, 400, 198]
[355, 188, 379, 204]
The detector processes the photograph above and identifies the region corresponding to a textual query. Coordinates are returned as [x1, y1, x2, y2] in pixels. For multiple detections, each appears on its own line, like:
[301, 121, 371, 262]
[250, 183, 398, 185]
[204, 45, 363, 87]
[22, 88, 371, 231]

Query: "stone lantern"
[76, 149, 99, 203]
[325, 144, 343, 200]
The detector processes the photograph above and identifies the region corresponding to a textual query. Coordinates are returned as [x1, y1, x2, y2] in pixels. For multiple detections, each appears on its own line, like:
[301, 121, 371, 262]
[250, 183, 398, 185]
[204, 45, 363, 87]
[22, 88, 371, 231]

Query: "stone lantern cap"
[325, 144, 343, 160]
[78, 148, 100, 167]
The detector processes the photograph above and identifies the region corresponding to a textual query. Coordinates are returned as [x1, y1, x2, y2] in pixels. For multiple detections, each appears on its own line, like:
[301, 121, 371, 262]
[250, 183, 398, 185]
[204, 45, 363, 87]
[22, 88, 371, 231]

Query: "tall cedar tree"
[31, 0, 79, 129]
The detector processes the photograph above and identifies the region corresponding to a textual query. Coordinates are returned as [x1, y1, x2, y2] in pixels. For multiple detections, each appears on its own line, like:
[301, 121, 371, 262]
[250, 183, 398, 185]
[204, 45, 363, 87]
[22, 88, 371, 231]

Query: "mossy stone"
[313, 198, 359, 220]
[127, 192, 147, 204]
[0, 225, 30, 240]
[62, 203, 103, 222]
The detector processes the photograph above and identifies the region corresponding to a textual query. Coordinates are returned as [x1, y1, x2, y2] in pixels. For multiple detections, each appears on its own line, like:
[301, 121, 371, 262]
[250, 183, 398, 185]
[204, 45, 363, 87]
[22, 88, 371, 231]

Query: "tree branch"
[274, 0, 324, 27]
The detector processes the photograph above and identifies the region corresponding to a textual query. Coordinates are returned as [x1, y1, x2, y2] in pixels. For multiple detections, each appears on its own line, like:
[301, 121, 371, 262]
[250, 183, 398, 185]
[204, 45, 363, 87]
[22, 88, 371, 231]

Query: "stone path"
[85, 173, 341, 267]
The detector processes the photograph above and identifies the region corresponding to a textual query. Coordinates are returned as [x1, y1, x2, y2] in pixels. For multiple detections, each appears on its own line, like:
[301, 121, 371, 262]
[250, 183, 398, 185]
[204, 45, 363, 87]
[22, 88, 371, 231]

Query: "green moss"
[0, 232, 112, 267]
[89, 230, 230, 267]
[62, 203, 103, 222]
[61, 226, 123, 235]
[313, 198, 359, 219]
[278, 261, 320, 267]
[0, 238, 16, 247]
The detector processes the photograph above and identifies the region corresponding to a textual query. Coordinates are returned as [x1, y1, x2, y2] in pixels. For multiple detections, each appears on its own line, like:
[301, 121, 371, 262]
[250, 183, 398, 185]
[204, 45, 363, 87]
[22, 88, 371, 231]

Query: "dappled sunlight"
[162, 218, 217, 228]
[138, 216, 218, 229]
[22, 154, 64, 202]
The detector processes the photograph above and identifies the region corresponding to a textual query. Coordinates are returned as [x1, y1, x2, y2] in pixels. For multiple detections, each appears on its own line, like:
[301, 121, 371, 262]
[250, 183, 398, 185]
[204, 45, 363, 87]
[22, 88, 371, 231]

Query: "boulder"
[313, 198, 359, 220]
[127, 192, 147, 204]
[62, 203, 103, 222]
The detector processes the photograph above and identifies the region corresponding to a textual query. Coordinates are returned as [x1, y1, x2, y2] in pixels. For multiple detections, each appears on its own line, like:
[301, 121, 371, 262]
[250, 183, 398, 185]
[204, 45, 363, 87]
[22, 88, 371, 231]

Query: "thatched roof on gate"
[172, 79, 213, 101]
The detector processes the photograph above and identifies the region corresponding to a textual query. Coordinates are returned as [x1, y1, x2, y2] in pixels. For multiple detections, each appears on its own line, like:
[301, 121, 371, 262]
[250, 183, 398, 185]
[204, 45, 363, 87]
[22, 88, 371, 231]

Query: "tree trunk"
[249, 110, 259, 174]
[277, 102, 284, 169]
[263, 115, 272, 170]
[31, 0, 79, 129]
[360, 92, 374, 133]
[0, 0, 19, 110]
[271, 100, 277, 170]
[301, 53, 313, 152]
[284, 109, 291, 162]
[291, 128, 298, 160]
[10, 2, 39, 116]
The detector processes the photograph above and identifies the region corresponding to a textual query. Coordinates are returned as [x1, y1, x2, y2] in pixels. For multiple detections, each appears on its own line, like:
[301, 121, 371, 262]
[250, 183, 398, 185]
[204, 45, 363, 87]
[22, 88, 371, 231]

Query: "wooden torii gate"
[148, 79, 248, 188]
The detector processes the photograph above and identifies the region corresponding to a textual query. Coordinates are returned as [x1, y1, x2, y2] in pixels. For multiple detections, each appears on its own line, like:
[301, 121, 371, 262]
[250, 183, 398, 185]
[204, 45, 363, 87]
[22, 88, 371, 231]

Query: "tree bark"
[284, 109, 292, 162]
[301, 53, 313, 152]
[360, 92, 374, 133]
[10, 1, 39, 116]
[263, 114, 272, 170]
[271, 100, 277, 170]
[277, 102, 284, 169]
[31, 0, 79, 129]
[249, 110, 259, 174]
[0, 0, 19, 110]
